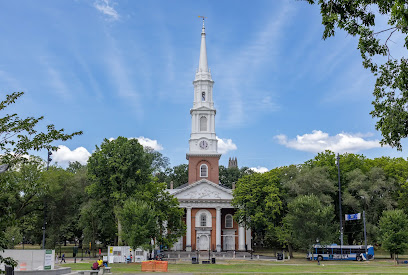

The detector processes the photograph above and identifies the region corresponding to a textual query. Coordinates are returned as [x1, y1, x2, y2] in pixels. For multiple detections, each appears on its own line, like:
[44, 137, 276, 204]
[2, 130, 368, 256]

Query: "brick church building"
[168, 20, 251, 252]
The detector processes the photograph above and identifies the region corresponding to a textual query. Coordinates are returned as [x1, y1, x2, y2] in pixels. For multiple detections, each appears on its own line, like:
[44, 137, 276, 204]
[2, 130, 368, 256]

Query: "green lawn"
[60, 259, 408, 274]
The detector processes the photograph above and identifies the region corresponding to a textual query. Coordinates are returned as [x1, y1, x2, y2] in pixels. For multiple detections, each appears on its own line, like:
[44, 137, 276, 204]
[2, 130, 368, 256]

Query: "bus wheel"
[356, 256, 361, 261]
[317, 255, 323, 261]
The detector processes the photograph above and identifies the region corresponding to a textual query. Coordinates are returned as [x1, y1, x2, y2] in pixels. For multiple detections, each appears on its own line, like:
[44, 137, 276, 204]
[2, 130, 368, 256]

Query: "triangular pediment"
[191, 106, 214, 112]
[171, 179, 232, 200]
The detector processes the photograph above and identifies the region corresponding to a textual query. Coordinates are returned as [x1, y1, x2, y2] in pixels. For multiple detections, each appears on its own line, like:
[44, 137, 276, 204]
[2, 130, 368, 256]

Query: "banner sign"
[44, 249, 52, 270]
[345, 213, 361, 221]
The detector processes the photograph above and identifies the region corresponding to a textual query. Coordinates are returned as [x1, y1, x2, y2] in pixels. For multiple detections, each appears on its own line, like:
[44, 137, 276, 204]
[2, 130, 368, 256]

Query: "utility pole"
[363, 211, 367, 256]
[336, 154, 343, 258]
[42, 149, 52, 249]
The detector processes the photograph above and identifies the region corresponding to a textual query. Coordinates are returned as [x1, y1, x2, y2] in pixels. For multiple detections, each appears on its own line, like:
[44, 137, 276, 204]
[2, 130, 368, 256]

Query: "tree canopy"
[85, 137, 184, 248]
[0, 92, 82, 266]
[282, 195, 336, 250]
[379, 209, 408, 261]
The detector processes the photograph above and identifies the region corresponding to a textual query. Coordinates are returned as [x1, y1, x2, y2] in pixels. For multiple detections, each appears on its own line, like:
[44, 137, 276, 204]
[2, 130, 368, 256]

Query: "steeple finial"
[198, 16, 208, 72]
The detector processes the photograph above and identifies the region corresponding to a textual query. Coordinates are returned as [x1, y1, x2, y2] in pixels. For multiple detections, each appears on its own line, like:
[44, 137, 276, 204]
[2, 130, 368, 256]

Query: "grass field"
[60, 258, 408, 274]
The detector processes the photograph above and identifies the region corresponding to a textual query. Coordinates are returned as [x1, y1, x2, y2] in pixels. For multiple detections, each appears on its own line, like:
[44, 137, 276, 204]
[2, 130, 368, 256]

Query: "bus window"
[316, 248, 324, 254]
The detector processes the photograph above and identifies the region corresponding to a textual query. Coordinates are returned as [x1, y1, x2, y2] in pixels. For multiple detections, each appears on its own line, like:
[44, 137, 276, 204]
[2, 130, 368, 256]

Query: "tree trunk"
[117, 218, 122, 246]
[288, 244, 293, 258]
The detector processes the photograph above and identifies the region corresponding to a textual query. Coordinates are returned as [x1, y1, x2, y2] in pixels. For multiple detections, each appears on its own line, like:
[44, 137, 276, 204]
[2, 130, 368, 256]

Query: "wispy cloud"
[103, 35, 143, 116]
[215, 2, 293, 127]
[0, 70, 21, 89]
[46, 66, 71, 99]
[94, 0, 119, 21]
[275, 130, 383, 154]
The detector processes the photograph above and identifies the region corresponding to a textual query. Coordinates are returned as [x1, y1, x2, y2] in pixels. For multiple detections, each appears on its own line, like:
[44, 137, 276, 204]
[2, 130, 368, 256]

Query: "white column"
[238, 224, 245, 251]
[246, 228, 251, 251]
[186, 207, 192, 252]
[216, 207, 221, 252]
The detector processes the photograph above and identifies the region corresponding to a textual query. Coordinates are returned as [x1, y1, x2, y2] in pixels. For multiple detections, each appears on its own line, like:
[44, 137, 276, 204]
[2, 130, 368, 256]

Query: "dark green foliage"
[379, 209, 408, 259]
[343, 167, 396, 243]
[282, 195, 336, 250]
[282, 166, 336, 205]
[157, 164, 189, 188]
[85, 137, 184, 248]
[0, 91, 82, 266]
[219, 165, 253, 188]
[120, 200, 157, 250]
[232, 169, 283, 247]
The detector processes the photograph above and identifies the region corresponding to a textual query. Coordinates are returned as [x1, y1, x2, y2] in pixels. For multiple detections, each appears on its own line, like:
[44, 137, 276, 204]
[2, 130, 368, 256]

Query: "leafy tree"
[0, 91, 82, 266]
[144, 148, 170, 174]
[343, 167, 397, 243]
[379, 209, 408, 262]
[170, 164, 189, 188]
[42, 166, 89, 249]
[156, 164, 189, 189]
[282, 166, 336, 205]
[79, 199, 116, 254]
[232, 169, 283, 247]
[120, 188, 185, 252]
[87, 137, 154, 244]
[219, 165, 253, 188]
[134, 181, 185, 249]
[0, 157, 45, 223]
[307, 0, 408, 150]
[4, 226, 22, 249]
[86, 137, 184, 249]
[282, 195, 336, 251]
[120, 199, 157, 250]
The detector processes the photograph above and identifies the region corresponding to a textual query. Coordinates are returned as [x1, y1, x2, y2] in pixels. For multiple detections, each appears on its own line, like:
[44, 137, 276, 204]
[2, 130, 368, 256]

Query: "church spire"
[198, 17, 208, 72]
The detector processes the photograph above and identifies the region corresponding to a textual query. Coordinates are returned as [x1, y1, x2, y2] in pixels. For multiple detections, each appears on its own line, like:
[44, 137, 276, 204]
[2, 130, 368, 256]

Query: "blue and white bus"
[307, 244, 374, 261]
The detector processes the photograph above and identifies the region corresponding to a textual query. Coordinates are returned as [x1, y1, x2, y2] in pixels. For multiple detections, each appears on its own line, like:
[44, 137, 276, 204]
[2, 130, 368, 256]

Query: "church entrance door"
[225, 236, 235, 251]
[199, 235, 209, 251]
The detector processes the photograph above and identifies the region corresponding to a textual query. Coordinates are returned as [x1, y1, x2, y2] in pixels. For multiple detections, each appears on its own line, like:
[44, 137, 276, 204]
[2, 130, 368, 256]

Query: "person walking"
[60, 253, 66, 263]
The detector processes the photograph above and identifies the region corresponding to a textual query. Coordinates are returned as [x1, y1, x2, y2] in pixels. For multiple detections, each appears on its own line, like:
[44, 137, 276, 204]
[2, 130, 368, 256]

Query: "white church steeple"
[198, 20, 208, 73]
[187, 18, 219, 157]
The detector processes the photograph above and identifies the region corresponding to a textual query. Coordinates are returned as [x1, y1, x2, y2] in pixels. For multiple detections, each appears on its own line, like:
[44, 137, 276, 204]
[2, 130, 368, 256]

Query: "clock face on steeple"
[199, 140, 209, 150]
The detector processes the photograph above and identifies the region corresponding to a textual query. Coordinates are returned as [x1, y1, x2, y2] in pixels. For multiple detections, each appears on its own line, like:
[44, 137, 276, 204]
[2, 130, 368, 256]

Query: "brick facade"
[187, 155, 220, 184]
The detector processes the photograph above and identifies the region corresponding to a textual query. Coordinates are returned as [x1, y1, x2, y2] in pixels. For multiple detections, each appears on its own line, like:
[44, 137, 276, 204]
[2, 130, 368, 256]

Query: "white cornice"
[186, 153, 221, 160]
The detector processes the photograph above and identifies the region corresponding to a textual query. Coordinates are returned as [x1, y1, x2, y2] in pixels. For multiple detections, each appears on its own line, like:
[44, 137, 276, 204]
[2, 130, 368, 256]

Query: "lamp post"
[42, 149, 52, 249]
[12, 237, 15, 249]
[23, 236, 25, 250]
[250, 236, 253, 260]
[336, 154, 343, 259]
[360, 196, 368, 257]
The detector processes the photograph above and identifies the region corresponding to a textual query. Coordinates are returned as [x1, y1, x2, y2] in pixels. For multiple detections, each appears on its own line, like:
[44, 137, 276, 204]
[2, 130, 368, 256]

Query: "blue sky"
[1, 0, 407, 171]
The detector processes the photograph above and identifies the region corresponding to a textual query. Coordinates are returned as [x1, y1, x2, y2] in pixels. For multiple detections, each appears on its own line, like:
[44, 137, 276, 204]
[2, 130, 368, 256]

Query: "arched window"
[200, 213, 207, 227]
[200, 116, 207, 132]
[202, 92, 206, 101]
[225, 214, 233, 228]
[200, 164, 208, 178]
